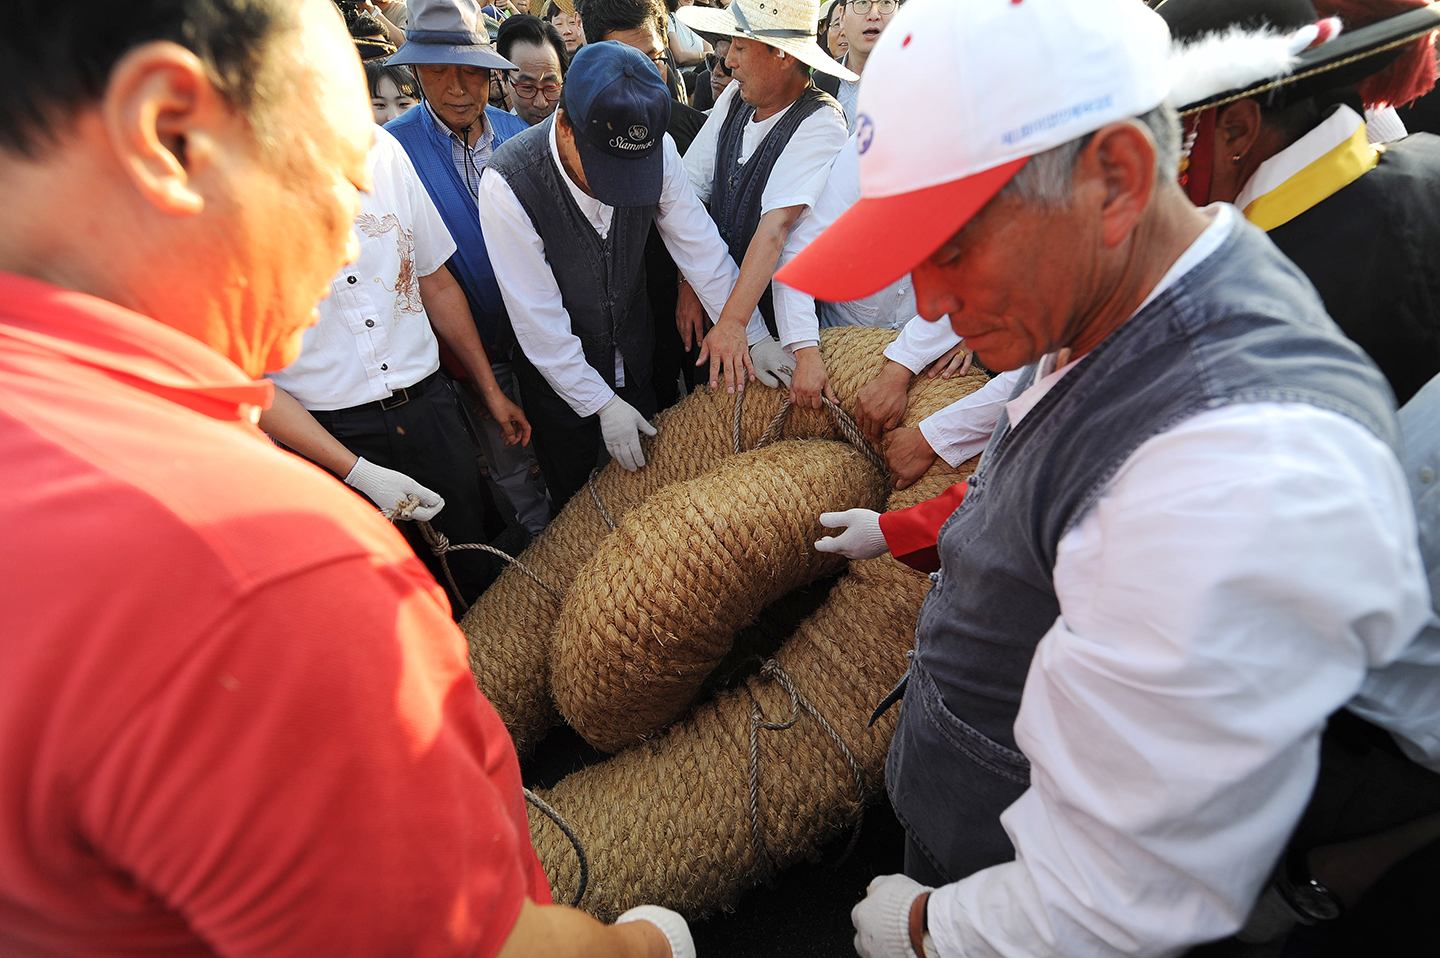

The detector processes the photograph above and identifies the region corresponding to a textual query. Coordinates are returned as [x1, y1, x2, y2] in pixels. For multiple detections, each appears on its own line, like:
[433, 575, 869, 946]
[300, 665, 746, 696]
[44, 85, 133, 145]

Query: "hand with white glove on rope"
[598, 395, 659, 472]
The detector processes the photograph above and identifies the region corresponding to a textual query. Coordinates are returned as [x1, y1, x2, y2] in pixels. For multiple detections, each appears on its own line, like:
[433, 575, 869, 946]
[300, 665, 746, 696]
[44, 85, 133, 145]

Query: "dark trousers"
[308, 371, 504, 610]
[512, 351, 657, 512]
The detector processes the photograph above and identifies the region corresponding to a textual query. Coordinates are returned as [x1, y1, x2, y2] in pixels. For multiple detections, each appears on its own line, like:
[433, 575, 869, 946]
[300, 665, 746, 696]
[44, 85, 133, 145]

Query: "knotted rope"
[387, 495, 560, 614]
[732, 388, 886, 473]
[745, 659, 867, 879]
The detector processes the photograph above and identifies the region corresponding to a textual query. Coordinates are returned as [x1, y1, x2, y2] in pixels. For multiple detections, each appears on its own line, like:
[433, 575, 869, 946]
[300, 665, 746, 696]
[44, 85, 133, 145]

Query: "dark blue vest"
[486, 118, 655, 388]
[385, 105, 526, 353]
[887, 216, 1399, 883]
[709, 84, 836, 333]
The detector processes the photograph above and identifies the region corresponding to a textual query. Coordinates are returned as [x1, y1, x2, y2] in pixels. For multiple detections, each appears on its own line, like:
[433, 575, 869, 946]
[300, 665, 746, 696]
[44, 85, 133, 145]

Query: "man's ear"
[1083, 120, 1157, 249]
[101, 41, 234, 217]
[1216, 99, 1263, 165]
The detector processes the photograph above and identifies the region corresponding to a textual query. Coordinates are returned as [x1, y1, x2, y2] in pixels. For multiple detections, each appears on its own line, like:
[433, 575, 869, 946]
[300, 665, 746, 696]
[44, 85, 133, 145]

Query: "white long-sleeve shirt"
[478, 125, 765, 418]
[916, 369, 1024, 468]
[879, 315, 1011, 466]
[927, 205, 1435, 957]
[774, 136, 920, 338]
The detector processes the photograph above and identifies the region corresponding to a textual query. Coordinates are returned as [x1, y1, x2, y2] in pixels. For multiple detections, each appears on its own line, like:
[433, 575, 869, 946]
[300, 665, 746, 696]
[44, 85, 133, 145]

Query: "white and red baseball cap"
[776, 0, 1173, 303]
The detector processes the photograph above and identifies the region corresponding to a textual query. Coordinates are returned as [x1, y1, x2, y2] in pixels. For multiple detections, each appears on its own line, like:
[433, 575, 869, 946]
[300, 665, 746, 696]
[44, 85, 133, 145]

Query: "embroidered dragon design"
[356, 212, 424, 316]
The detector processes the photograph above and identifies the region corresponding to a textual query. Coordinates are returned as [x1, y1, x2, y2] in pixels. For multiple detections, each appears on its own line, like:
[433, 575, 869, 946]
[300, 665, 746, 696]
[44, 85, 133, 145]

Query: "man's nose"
[911, 260, 962, 322]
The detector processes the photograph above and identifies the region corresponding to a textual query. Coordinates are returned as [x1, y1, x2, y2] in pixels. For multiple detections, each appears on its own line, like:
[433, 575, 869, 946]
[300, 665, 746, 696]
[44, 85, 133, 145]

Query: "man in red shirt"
[0, 2, 688, 957]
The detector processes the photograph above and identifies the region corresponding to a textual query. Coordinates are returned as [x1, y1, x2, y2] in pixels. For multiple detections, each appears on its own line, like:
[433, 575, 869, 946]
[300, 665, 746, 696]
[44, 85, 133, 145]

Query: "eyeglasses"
[847, 0, 901, 14]
[508, 75, 562, 99]
[705, 54, 732, 76]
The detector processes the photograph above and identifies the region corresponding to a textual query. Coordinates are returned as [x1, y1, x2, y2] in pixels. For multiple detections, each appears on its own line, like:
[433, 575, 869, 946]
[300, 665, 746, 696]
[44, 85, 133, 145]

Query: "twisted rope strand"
[745, 659, 868, 878]
[525, 788, 590, 907]
[586, 468, 617, 531]
[388, 495, 561, 614]
[732, 387, 886, 473]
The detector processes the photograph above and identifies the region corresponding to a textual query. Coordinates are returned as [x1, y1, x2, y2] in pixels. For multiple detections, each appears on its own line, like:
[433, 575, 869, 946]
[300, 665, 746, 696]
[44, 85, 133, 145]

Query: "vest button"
[1423, 467, 1436, 484]
[347, 276, 357, 284]
[365, 319, 375, 328]
[381, 363, 388, 371]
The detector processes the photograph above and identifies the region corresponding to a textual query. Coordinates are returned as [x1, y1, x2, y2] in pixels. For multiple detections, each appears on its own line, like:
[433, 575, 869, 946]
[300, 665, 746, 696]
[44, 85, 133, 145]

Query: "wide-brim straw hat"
[388, 0, 516, 71]
[678, 0, 859, 81]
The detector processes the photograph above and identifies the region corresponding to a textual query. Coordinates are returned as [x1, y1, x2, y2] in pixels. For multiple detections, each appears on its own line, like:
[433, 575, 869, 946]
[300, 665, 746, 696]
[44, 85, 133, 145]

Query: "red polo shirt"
[0, 272, 549, 958]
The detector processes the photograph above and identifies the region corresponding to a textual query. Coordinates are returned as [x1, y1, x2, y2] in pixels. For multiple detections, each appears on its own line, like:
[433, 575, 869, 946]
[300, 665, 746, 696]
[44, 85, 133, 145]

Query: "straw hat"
[678, 0, 859, 80]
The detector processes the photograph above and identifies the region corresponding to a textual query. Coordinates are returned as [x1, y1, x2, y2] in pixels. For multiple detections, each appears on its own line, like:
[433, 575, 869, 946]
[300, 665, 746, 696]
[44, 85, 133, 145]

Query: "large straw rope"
[505, 331, 987, 919]
[527, 463, 974, 920]
[460, 326, 917, 754]
[552, 440, 890, 753]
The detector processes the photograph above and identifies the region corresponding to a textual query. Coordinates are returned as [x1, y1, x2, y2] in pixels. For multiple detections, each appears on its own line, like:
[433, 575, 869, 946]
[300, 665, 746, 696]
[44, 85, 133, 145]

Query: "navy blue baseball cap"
[564, 42, 673, 207]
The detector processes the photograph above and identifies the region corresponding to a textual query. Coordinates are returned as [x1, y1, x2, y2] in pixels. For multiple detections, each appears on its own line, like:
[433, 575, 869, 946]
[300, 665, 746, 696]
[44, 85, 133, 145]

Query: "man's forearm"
[418, 266, 506, 402]
[715, 206, 802, 331]
[497, 899, 673, 958]
[257, 386, 359, 478]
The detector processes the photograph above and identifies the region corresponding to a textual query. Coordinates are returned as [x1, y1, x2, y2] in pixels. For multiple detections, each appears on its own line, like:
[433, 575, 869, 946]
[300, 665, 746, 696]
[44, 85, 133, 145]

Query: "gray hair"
[998, 102, 1182, 209]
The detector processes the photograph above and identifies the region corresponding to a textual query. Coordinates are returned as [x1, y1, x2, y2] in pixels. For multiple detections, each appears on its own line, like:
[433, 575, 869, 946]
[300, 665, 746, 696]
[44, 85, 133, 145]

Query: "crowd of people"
[5, 0, 1440, 956]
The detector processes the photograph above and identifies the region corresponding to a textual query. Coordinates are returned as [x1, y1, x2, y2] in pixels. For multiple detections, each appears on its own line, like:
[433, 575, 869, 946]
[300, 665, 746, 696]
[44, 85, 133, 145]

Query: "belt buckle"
[379, 386, 410, 410]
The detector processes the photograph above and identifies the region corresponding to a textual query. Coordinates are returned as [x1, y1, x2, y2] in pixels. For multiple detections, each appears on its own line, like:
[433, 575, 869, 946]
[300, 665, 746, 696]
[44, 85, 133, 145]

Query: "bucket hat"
[678, 0, 859, 81]
[388, 0, 517, 71]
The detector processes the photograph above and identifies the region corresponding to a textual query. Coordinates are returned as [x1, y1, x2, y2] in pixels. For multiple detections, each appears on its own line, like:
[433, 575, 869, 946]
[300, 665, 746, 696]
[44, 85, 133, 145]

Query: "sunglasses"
[705, 53, 732, 76]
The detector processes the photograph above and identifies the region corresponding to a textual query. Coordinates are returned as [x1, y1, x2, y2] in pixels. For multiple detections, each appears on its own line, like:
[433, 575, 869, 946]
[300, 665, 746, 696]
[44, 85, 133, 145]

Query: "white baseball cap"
[776, 0, 1173, 303]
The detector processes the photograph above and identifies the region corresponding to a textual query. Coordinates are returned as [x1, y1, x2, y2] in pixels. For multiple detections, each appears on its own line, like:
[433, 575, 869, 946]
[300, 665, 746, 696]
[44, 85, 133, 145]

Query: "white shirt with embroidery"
[269, 126, 454, 411]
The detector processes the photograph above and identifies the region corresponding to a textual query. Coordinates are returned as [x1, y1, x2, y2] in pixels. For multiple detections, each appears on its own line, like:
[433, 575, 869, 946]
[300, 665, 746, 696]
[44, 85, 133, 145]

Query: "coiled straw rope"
[453, 328, 982, 920]
[551, 439, 889, 753]
[460, 326, 921, 755]
[523, 456, 971, 920]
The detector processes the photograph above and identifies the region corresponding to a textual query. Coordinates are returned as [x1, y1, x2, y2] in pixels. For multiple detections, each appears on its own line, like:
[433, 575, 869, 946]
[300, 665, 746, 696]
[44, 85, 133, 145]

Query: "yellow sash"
[1243, 123, 1382, 231]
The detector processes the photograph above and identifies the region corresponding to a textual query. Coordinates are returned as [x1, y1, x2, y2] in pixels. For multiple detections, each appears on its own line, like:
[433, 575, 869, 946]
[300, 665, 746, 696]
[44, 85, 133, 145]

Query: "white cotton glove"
[852, 873, 934, 958]
[815, 509, 889, 560]
[344, 456, 444, 520]
[598, 395, 658, 472]
[615, 905, 695, 958]
[748, 335, 794, 389]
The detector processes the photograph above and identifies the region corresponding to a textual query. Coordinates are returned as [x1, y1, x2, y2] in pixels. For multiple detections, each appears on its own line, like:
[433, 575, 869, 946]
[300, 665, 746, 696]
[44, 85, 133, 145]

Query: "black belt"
[314, 369, 445, 419]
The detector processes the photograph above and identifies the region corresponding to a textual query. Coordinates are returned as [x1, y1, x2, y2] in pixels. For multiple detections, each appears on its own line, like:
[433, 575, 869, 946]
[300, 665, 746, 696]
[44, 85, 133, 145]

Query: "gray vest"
[709, 85, 836, 332]
[887, 217, 1399, 882]
[488, 118, 654, 388]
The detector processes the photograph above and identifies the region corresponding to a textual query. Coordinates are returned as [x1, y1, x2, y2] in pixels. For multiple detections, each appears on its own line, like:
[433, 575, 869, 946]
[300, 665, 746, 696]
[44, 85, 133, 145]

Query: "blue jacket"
[386, 105, 527, 352]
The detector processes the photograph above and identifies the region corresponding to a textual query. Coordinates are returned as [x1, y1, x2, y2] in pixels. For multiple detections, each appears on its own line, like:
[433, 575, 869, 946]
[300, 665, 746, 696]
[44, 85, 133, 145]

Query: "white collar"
[548, 116, 612, 226]
[426, 100, 493, 150]
[1233, 104, 1365, 213]
[1004, 204, 1236, 427]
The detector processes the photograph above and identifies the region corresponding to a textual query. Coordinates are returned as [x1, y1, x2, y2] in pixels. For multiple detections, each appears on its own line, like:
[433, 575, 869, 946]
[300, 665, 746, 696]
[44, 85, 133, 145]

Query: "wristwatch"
[1274, 851, 1344, 923]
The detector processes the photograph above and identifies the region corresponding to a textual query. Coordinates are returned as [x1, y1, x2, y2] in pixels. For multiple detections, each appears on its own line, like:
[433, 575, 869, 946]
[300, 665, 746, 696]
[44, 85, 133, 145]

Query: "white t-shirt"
[270, 126, 453, 410]
[683, 81, 848, 220]
[776, 135, 919, 339]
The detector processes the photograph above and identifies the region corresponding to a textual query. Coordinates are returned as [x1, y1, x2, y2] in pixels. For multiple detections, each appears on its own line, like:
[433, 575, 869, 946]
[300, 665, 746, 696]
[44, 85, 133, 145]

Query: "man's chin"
[258, 319, 314, 376]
